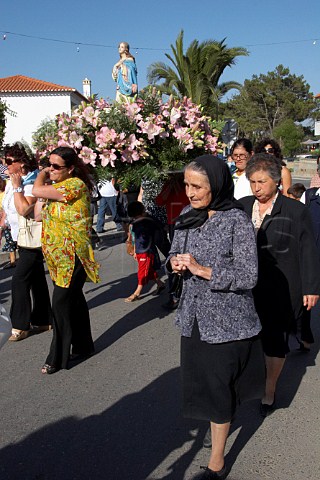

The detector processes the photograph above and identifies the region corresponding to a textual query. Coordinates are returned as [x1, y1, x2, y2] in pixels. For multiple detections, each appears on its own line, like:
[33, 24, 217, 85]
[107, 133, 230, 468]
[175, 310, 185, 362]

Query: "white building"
[0, 75, 89, 148]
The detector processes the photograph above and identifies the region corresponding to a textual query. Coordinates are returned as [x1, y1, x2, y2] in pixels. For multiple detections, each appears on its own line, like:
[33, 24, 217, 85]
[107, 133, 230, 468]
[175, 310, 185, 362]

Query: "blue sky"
[1, 0, 319, 102]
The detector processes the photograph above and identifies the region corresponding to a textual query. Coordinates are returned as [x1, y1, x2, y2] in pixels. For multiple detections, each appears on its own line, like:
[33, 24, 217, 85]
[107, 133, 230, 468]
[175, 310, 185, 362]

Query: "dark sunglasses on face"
[264, 147, 274, 154]
[5, 158, 21, 166]
[49, 163, 67, 171]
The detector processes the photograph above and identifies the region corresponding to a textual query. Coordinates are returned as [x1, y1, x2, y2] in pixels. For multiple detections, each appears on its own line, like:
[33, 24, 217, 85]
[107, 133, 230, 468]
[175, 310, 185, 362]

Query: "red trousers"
[136, 253, 158, 286]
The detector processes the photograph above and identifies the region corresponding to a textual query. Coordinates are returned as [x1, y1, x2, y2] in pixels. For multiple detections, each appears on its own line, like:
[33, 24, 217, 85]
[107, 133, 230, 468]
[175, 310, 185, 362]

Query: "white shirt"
[300, 188, 320, 204]
[2, 181, 33, 241]
[98, 180, 118, 197]
[233, 173, 252, 200]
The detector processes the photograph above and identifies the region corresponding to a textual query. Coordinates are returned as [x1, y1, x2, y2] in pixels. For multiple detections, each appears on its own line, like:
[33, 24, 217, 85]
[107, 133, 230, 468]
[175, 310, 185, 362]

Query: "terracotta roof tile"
[316, 93, 320, 98]
[0, 75, 77, 93]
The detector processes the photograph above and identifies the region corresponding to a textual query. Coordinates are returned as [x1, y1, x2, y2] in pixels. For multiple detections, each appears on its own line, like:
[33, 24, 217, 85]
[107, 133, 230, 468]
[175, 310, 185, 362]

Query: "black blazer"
[305, 188, 320, 248]
[240, 194, 320, 325]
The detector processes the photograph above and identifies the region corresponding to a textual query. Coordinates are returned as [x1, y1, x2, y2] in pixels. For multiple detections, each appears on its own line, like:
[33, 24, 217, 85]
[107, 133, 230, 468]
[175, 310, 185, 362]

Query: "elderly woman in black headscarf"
[167, 155, 265, 480]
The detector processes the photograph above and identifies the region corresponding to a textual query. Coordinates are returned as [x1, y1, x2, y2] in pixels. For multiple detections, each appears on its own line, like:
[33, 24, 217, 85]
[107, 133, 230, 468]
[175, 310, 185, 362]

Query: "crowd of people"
[1, 139, 320, 479]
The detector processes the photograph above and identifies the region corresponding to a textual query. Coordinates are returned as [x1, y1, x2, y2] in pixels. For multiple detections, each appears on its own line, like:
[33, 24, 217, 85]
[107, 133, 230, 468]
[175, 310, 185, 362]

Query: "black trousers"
[10, 247, 52, 330]
[45, 257, 94, 370]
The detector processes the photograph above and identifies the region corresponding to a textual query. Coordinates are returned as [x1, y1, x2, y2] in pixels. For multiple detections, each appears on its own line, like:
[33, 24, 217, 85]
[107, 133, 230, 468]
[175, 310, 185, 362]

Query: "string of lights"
[0, 29, 318, 50]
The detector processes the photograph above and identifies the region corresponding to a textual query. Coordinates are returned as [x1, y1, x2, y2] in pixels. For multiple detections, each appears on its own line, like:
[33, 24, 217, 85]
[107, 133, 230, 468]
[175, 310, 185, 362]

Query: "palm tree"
[147, 30, 248, 117]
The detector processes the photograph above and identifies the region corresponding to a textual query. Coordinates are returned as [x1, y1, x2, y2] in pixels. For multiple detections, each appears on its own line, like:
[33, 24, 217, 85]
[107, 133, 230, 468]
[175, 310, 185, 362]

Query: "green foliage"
[147, 30, 248, 117]
[273, 119, 304, 156]
[224, 65, 317, 138]
[32, 118, 58, 153]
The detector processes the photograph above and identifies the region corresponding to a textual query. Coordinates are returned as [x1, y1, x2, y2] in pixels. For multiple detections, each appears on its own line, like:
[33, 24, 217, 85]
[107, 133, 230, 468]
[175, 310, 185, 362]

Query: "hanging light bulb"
[76, 45, 80, 53]
[313, 40, 317, 45]
[3, 34, 6, 40]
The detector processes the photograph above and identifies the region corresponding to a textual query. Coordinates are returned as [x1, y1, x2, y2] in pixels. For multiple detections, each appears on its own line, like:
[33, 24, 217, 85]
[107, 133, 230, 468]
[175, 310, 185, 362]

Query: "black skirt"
[180, 321, 265, 424]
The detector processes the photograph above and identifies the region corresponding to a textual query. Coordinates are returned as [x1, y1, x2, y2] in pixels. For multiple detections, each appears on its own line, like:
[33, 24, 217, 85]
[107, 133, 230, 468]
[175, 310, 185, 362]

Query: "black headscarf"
[174, 155, 243, 230]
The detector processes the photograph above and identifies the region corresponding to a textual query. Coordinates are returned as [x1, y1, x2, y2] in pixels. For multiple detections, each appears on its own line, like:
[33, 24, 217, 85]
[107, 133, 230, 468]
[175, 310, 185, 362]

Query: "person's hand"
[176, 253, 201, 276]
[114, 60, 124, 69]
[170, 255, 185, 273]
[10, 172, 22, 188]
[303, 295, 319, 311]
[132, 84, 138, 94]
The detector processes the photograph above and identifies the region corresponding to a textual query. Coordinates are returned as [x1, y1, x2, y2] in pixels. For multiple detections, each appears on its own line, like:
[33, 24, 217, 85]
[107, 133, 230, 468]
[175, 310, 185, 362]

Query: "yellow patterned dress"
[41, 177, 100, 288]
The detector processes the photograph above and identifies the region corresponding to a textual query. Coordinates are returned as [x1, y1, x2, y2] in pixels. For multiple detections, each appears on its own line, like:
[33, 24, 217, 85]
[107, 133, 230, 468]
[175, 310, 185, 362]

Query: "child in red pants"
[125, 201, 165, 302]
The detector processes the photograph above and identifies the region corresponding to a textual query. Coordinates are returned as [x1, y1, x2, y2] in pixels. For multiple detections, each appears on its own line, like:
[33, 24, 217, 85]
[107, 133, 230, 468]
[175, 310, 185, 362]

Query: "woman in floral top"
[33, 147, 99, 374]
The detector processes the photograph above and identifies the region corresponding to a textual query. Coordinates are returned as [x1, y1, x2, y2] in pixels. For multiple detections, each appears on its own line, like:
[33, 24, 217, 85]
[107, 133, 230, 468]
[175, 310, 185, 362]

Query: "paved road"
[0, 221, 320, 480]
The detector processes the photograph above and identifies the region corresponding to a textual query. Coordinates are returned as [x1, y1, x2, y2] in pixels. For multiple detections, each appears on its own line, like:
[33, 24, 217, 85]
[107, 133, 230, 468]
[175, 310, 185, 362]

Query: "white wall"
[0, 92, 81, 148]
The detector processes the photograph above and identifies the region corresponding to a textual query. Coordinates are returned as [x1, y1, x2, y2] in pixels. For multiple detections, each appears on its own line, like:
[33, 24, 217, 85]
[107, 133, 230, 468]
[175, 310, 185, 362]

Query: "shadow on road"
[0, 367, 205, 480]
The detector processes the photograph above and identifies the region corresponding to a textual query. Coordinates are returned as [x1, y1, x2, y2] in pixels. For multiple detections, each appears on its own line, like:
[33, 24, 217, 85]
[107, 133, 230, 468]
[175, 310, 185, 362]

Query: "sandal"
[8, 329, 31, 342]
[125, 294, 140, 303]
[41, 364, 57, 375]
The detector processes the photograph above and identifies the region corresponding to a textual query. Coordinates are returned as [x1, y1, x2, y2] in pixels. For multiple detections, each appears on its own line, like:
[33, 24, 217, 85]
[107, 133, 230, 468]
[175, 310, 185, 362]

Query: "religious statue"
[112, 42, 138, 102]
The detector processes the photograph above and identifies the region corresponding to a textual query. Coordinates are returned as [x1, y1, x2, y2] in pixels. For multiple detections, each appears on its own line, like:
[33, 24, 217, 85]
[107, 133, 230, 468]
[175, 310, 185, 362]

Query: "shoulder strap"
[182, 230, 189, 253]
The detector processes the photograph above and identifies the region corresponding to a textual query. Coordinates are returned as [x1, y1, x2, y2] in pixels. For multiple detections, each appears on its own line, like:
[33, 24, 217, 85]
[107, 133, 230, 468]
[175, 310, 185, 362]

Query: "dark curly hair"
[50, 147, 94, 191]
[254, 138, 284, 164]
[4, 143, 38, 173]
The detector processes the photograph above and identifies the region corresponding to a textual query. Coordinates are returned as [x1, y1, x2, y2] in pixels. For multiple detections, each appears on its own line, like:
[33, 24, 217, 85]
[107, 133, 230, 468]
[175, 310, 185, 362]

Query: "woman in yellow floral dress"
[33, 147, 99, 374]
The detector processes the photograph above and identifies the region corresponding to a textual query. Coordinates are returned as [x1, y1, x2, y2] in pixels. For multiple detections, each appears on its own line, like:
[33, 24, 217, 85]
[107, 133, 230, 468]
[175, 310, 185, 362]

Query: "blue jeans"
[96, 196, 118, 232]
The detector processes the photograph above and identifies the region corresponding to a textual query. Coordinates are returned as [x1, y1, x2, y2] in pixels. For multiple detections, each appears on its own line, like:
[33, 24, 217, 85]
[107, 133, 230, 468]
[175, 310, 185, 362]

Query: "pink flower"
[124, 102, 141, 119]
[69, 131, 84, 149]
[82, 106, 100, 127]
[138, 120, 164, 142]
[204, 135, 218, 153]
[96, 127, 118, 148]
[170, 107, 181, 125]
[99, 149, 117, 167]
[78, 147, 97, 166]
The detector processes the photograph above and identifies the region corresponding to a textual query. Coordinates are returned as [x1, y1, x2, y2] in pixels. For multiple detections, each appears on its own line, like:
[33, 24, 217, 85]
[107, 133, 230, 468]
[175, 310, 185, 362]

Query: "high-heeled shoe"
[260, 398, 276, 417]
[199, 465, 228, 479]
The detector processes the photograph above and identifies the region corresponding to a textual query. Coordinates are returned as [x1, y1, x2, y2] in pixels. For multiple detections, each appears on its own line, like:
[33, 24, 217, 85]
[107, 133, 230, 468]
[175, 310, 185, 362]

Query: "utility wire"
[1, 29, 319, 49]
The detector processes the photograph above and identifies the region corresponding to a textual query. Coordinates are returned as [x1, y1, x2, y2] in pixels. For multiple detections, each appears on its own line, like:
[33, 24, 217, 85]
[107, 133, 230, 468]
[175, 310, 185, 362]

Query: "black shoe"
[162, 299, 179, 310]
[260, 400, 276, 418]
[41, 364, 58, 375]
[199, 465, 228, 479]
[203, 427, 212, 448]
[96, 229, 106, 234]
[70, 351, 95, 361]
[2, 261, 16, 270]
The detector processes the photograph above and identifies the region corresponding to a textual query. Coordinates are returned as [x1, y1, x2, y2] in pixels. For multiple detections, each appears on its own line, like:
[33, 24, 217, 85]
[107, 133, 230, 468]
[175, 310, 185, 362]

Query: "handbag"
[17, 213, 42, 249]
[126, 232, 135, 256]
[168, 230, 189, 298]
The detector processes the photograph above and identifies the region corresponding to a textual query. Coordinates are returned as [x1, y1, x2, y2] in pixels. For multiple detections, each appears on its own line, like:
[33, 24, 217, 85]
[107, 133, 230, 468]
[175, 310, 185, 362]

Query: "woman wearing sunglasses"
[254, 138, 292, 195]
[1, 143, 52, 341]
[33, 147, 100, 374]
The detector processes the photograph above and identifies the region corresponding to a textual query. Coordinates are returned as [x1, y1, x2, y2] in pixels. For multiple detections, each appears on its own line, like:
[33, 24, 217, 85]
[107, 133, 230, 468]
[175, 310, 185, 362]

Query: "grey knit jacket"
[167, 207, 261, 344]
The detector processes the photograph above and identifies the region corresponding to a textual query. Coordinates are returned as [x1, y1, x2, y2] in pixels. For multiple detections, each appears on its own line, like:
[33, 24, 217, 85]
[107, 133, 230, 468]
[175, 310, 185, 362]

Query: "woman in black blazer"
[240, 153, 320, 417]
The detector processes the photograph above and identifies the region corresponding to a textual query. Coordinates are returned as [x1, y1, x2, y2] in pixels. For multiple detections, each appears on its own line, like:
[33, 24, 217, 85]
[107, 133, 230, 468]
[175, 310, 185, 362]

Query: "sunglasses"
[264, 147, 274, 154]
[49, 163, 67, 171]
[5, 158, 21, 166]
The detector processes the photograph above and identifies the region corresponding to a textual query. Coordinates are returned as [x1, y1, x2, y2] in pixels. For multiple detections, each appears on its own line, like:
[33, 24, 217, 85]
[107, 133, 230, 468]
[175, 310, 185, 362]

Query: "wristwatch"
[12, 187, 23, 193]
